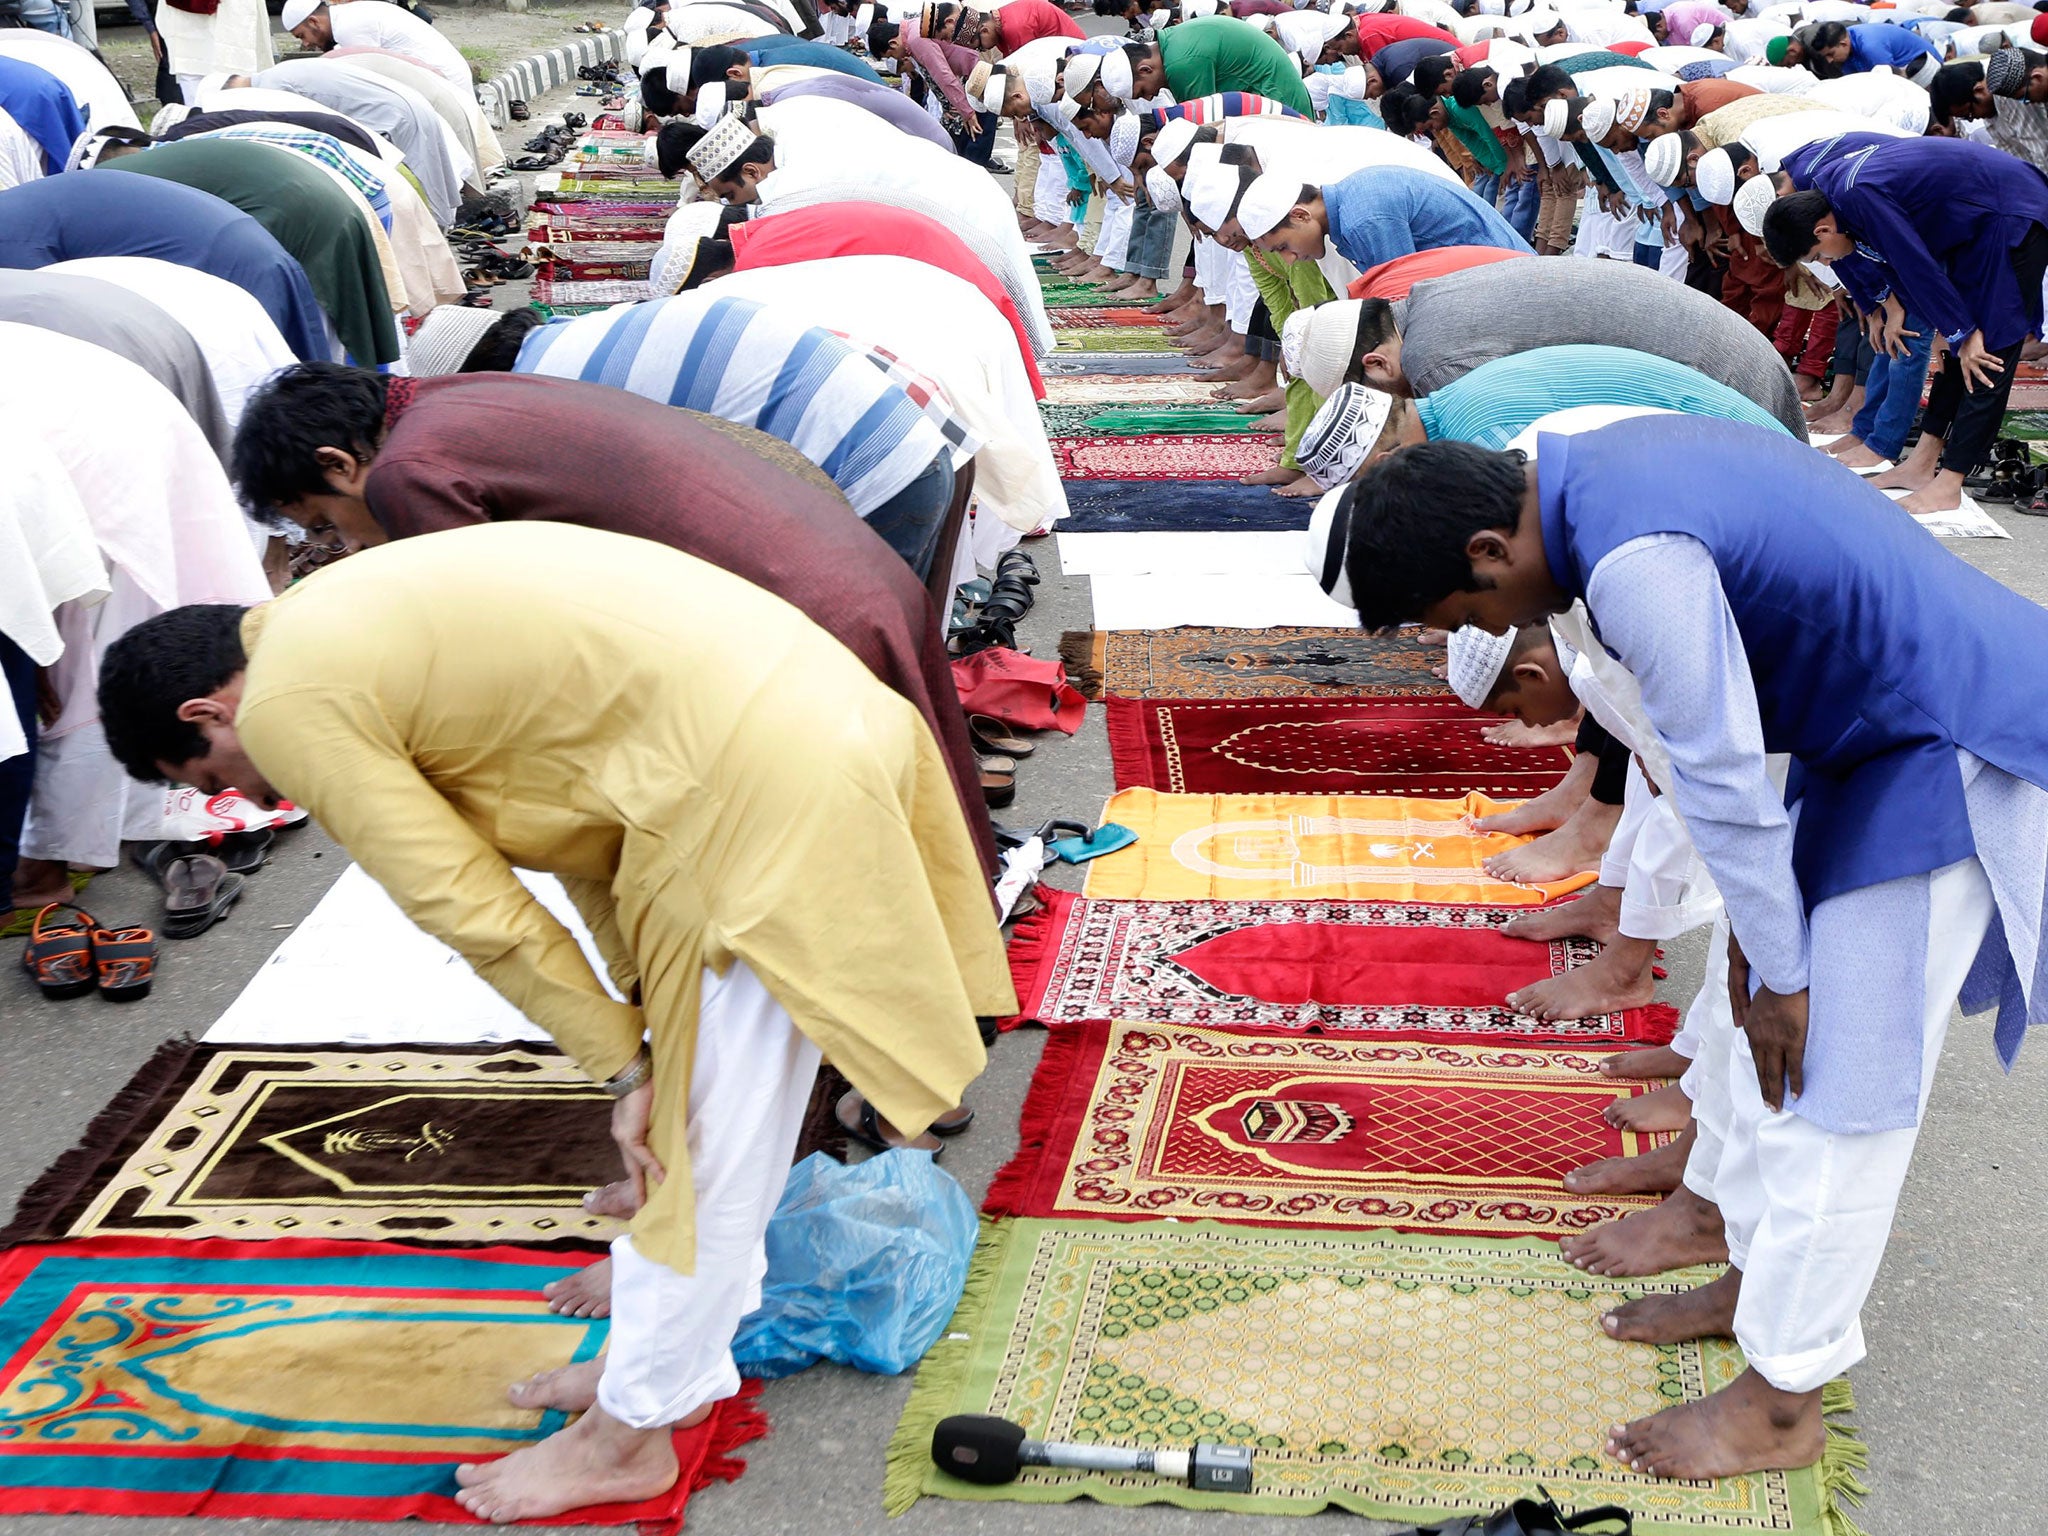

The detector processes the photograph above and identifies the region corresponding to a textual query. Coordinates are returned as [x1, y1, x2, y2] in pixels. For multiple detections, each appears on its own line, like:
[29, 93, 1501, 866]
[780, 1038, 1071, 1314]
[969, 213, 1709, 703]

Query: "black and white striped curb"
[479, 30, 624, 130]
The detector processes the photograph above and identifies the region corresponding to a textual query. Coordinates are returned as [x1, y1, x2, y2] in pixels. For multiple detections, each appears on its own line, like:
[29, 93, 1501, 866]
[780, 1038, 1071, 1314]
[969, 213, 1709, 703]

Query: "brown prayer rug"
[1061, 627, 1448, 700]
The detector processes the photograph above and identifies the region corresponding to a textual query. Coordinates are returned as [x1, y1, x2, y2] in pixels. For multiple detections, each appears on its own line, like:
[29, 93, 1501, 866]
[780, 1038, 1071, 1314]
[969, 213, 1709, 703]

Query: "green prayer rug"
[887, 1219, 1869, 1533]
[1039, 280, 1124, 307]
[1055, 327, 1174, 353]
[1039, 404, 1275, 437]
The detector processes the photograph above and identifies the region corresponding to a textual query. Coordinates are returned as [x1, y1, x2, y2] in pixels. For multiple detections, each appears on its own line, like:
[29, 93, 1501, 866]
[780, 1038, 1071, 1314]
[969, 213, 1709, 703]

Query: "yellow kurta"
[235, 521, 1013, 1270]
[1690, 94, 1822, 150]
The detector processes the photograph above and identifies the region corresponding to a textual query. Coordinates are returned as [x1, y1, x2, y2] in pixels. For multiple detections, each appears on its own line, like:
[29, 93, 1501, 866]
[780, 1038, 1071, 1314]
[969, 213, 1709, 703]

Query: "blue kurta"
[745, 35, 887, 84]
[1804, 134, 2048, 349]
[1320, 165, 1532, 271]
[1842, 21, 1940, 73]
[0, 54, 83, 175]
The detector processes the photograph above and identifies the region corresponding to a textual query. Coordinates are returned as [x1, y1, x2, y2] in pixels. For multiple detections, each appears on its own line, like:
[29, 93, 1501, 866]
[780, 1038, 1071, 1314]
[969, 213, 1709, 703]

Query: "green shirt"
[1159, 16, 1314, 117]
[1444, 99, 1506, 176]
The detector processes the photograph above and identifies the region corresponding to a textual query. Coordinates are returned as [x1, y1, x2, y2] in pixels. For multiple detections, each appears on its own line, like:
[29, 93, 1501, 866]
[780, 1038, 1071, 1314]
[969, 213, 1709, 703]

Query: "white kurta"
[0, 427, 107, 763]
[327, 1, 474, 94]
[332, 51, 503, 178]
[155, 0, 273, 81]
[0, 109, 45, 190]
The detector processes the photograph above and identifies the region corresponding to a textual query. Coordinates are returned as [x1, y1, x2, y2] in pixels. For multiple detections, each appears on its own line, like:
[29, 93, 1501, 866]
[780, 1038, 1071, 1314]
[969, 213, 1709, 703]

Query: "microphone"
[931, 1415, 1255, 1493]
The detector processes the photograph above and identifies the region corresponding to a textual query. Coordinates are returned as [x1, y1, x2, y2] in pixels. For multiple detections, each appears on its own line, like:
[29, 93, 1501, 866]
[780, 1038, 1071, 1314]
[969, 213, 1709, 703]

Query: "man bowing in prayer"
[1330, 417, 2048, 1483]
[97, 521, 1009, 1524]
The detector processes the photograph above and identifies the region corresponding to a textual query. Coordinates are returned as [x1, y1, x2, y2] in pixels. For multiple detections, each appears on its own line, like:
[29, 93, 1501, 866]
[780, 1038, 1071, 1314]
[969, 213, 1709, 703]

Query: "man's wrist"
[602, 1045, 654, 1098]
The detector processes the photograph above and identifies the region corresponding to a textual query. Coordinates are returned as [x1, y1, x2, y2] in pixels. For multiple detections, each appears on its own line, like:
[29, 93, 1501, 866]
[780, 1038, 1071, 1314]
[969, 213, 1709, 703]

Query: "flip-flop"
[969, 715, 1035, 757]
[163, 855, 244, 939]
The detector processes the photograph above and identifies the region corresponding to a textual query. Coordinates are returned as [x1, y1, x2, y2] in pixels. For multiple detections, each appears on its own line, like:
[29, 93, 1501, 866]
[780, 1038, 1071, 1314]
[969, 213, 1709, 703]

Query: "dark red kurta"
[365, 374, 994, 872]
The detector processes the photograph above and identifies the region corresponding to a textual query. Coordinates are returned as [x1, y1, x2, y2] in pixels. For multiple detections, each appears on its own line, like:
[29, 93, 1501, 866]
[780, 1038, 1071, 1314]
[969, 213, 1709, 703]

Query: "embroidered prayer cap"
[1153, 114, 1200, 167]
[1296, 382, 1392, 488]
[1063, 50, 1103, 102]
[1099, 45, 1135, 101]
[654, 236, 723, 295]
[1612, 85, 1655, 132]
[406, 304, 506, 376]
[1282, 298, 1364, 398]
[1304, 483, 1359, 606]
[1732, 166, 1776, 236]
[1446, 625, 1517, 710]
[280, 0, 321, 28]
[1986, 47, 2029, 97]
[687, 111, 760, 181]
[1578, 94, 1615, 139]
[1185, 161, 1244, 226]
[1025, 68, 1057, 106]
[1109, 110, 1141, 167]
[1694, 141, 1740, 202]
[1642, 127, 1686, 184]
[693, 81, 730, 127]
[1764, 32, 1791, 64]
[1145, 163, 1182, 210]
[149, 101, 191, 133]
[1540, 95, 1570, 137]
[1235, 168, 1304, 239]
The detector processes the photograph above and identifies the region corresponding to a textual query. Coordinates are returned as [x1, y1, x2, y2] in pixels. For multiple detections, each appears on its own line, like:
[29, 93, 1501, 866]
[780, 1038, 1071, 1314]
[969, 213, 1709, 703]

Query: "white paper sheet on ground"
[1882, 487, 2011, 540]
[1057, 530, 1308, 576]
[1852, 459, 1895, 475]
[203, 863, 621, 1045]
[1090, 572, 1359, 629]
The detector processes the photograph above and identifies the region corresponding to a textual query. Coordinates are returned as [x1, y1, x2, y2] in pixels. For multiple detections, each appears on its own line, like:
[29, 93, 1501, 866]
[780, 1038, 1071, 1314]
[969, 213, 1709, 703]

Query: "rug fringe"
[0, 1035, 200, 1248]
[882, 1218, 1011, 1517]
[1817, 1377, 1873, 1536]
[1100, 696, 1152, 791]
[1636, 1002, 1681, 1046]
[1058, 630, 1105, 699]
[980, 1030, 1089, 1219]
[1000, 887, 1075, 1032]
[697, 1380, 770, 1489]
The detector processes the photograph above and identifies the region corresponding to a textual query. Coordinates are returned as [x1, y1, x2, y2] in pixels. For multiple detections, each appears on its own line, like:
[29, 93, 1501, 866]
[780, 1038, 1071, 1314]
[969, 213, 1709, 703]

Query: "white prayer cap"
[974, 65, 1010, 114]
[1305, 69, 1334, 114]
[1145, 164, 1181, 211]
[1516, 5, 1560, 30]
[1109, 111, 1140, 167]
[856, 1, 875, 25]
[1446, 625, 1517, 710]
[280, 0, 321, 29]
[1025, 68, 1057, 106]
[1282, 298, 1364, 398]
[1235, 169, 1303, 239]
[1320, 7, 1351, 37]
[1147, 7, 1170, 28]
[1694, 143, 1741, 204]
[1063, 50, 1102, 100]
[1099, 45, 1135, 101]
[1152, 115, 1199, 167]
[148, 101, 191, 134]
[651, 233, 723, 296]
[693, 81, 729, 127]
[1274, 10, 1326, 57]
[1479, 0, 1506, 15]
[687, 111, 759, 181]
[1330, 62, 1372, 98]
[1245, 12, 1277, 31]
[1296, 382, 1392, 488]
[1642, 128, 1686, 185]
[1184, 137, 1225, 176]
[1185, 162, 1241, 227]
[1183, 0, 1222, 15]
[1732, 168, 1776, 236]
[661, 44, 695, 85]
[1540, 95, 1569, 137]
[406, 304, 507, 377]
[1304, 484, 1358, 607]
[1578, 94, 1614, 139]
[65, 125, 125, 172]
[1050, 95, 1083, 127]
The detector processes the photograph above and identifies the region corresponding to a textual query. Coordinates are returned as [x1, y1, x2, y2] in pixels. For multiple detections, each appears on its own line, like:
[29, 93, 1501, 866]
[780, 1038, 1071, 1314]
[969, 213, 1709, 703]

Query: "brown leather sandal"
[22, 904, 96, 999]
[92, 925, 158, 1002]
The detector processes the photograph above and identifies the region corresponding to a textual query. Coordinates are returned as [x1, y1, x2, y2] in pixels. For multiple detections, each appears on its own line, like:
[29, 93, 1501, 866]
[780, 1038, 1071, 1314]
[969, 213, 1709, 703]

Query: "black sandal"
[836, 1096, 945, 1160]
[1390, 1489, 1632, 1536]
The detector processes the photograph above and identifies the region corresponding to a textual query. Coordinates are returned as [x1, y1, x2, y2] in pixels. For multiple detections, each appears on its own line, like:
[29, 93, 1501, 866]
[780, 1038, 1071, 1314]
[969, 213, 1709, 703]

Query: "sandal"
[981, 765, 1016, 808]
[509, 98, 530, 121]
[1389, 1489, 1631, 1536]
[162, 854, 245, 940]
[968, 715, 1035, 757]
[92, 924, 157, 1002]
[836, 1095, 945, 1160]
[22, 903, 96, 999]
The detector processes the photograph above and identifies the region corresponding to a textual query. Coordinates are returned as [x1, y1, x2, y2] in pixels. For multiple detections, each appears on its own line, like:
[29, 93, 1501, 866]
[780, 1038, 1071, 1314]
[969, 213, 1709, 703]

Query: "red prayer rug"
[1105, 696, 1574, 797]
[984, 1021, 1672, 1238]
[1051, 435, 1281, 480]
[0, 1238, 762, 1528]
[1003, 887, 1677, 1042]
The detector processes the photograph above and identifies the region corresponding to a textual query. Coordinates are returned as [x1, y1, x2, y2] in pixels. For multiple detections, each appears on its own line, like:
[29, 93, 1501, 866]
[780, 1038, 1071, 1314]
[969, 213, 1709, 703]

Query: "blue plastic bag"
[731, 1149, 978, 1380]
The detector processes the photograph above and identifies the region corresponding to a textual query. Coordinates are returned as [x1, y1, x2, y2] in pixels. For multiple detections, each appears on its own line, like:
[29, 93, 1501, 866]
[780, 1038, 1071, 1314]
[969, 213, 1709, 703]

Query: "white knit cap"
[65, 125, 134, 172]
[1282, 298, 1364, 398]
[1295, 382, 1392, 488]
[692, 81, 729, 127]
[1540, 95, 1569, 137]
[1446, 625, 1517, 710]
[1274, 10, 1326, 58]
[1185, 162, 1241, 227]
[1234, 169, 1303, 239]
[1108, 111, 1140, 168]
[687, 111, 759, 181]
[1304, 483, 1358, 606]
[1694, 142, 1739, 204]
[1063, 51, 1102, 100]
[1578, 94, 1614, 140]
[406, 304, 506, 376]
[1642, 128, 1686, 185]
[1099, 46, 1134, 101]
[1145, 164, 1181, 211]
[651, 200, 727, 292]
[1152, 115, 1199, 167]
[280, 0, 321, 29]
[1733, 169, 1776, 236]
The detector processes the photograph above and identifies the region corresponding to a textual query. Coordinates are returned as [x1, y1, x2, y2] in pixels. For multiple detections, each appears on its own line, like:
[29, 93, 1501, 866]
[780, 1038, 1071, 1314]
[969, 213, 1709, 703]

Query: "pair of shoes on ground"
[947, 549, 1040, 657]
[970, 714, 1037, 809]
[22, 905, 157, 1001]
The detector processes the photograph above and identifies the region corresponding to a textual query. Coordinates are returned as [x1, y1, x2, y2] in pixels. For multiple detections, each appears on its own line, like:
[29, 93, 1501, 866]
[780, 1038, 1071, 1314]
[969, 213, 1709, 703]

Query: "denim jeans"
[1124, 201, 1176, 281]
[1498, 169, 1538, 245]
[1468, 169, 1501, 216]
[1850, 317, 1932, 463]
[864, 454, 955, 580]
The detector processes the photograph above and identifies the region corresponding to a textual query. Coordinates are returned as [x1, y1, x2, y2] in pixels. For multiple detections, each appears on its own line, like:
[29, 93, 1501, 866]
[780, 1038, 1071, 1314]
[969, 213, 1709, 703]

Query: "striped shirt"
[1412, 343, 1790, 449]
[1150, 91, 1305, 125]
[188, 126, 391, 227]
[515, 294, 964, 516]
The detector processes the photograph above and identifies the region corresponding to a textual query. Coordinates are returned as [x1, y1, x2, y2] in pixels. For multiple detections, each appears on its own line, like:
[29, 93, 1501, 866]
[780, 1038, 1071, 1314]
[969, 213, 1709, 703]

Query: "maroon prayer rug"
[1105, 696, 1574, 797]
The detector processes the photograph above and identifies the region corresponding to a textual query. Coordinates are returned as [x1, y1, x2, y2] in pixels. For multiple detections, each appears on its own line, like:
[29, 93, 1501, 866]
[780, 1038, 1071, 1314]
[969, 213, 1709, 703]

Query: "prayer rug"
[1082, 789, 1597, 905]
[1060, 480, 1318, 534]
[3, 1042, 853, 1248]
[1054, 327, 1178, 352]
[1002, 888, 1678, 1043]
[530, 277, 649, 308]
[1106, 697, 1573, 797]
[1052, 436, 1279, 481]
[2002, 410, 2048, 440]
[0, 1238, 764, 1527]
[1061, 626, 1447, 700]
[1042, 356, 1202, 379]
[884, 1218, 1868, 1533]
[1038, 281, 1128, 307]
[1049, 310, 1166, 331]
[983, 1022, 1669, 1237]
[1039, 404, 1275, 437]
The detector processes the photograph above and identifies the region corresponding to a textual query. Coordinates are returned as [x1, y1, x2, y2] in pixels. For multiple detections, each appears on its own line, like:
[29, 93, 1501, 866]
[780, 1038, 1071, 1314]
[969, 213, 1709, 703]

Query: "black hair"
[1346, 298, 1399, 381]
[866, 17, 899, 53]
[462, 306, 546, 372]
[1805, 20, 1848, 73]
[722, 137, 775, 183]
[1093, 0, 1130, 14]
[1761, 187, 1831, 267]
[641, 70, 681, 116]
[1643, 86, 1676, 122]
[689, 43, 747, 91]
[1945, 6, 1970, 20]
[654, 118, 705, 177]
[1413, 54, 1457, 97]
[1452, 66, 1493, 108]
[98, 605, 253, 783]
[229, 361, 388, 522]
[1217, 141, 1258, 167]
[1524, 64, 1571, 105]
[1378, 83, 1435, 136]
[1121, 39, 1150, 71]
[678, 236, 737, 289]
[1189, 122, 1221, 148]
[1341, 442, 1531, 632]
[1929, 60, 1984, 123]
[1499, 74, 1530, 117]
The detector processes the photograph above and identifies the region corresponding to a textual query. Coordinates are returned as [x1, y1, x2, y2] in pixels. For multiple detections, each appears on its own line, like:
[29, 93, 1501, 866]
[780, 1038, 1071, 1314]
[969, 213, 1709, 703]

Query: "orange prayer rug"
[1082, 789, 1598, 905]
[983, 1021, 1671, 1238]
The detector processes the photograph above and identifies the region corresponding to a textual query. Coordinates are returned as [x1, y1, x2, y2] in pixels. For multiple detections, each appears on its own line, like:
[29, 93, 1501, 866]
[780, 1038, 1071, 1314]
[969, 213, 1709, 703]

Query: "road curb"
[478, 30, 622, 130]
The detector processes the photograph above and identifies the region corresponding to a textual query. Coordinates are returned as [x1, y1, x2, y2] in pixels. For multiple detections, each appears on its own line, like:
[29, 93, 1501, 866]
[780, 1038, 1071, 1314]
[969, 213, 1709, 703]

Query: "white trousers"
[1597, 759, 1721, 943]
[595, 960, 823, 1429]
[1194, 235, 1225, 303]
[1688, 858, 1994, 1394]
[1224, 249, 1255, 335]
[1032, 148, 1070, 225]
[1094, 188, 1133, 270]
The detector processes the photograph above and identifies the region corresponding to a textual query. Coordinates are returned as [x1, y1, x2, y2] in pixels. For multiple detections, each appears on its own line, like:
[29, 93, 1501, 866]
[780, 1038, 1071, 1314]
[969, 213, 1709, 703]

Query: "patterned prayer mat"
[1061, 626, 1447, 700]
[1036, 279, 1121, 307]
[1055, 327, 1179, 352]
[1106, 697, 1574, 797]
[530, 277, 649, 308]
[1043, 357, 1202, 379]
[885, 1219, 1865, 1532]
[1049, 310, 1167, 331]
[0, 1239, 763, 1526]
[1040, 404, 1275, 437]
[1083, 789, 1598, 905]
[1060, 479, 1314, 533]
[984, 1023, 1670, 1237]
[1053, 436, 1280, 481]
[1003, 887, 1679, 1043]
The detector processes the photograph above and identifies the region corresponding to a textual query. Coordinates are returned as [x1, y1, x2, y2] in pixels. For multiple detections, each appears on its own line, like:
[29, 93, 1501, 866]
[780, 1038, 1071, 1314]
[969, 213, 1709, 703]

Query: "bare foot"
[454, 1404, 685, 1523]
[1506, 936, 1654, 1020]
[1558, 1184, 1727, 1277]
[1235, 388, 1285, 413]
[1482, 717, 1579, 748]
[583, 1180, 638, 1219]
[1602, 1265, 1737, 1344]
[9, 857, 75, 911]
[1253, 408, 1288, 431]
[1121, 278, 1158, 299]
[1869, 454, 1939, 492]
[1502, 882, 1620, 943]
[1599, 1044, 1689, 1080]
[1469, 753, 1592, 837]
[1220, 376, 1268, 400]
[508, 1357, 603, 1414]
[543, 1258, 612, 1319]
[1831, 439, 1890, 468]
[1271, 475, 1321, 497]
[1820, 432, 1861, 456]
[1146, 287, 1191, 313]
[1806, 408, 1854, 436]
[1795, 377, 1828, 404]
[1604, 1079, 1692, 1132]
[1898, 473, 1965, 515]
[1482, 797, 1622, 884]
[1241, 464, 1296, 485]
[1606, 1369, 1824, 1480]
[1565, 1123, 1692, 1196]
